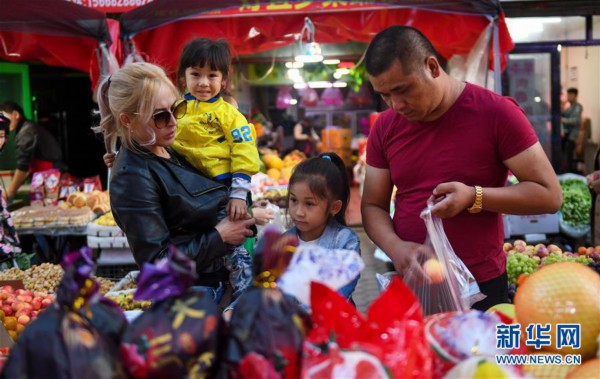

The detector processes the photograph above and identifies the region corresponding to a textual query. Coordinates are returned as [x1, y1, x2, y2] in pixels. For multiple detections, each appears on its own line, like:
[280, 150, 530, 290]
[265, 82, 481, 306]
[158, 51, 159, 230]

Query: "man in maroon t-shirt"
[361, 26, 562, 310]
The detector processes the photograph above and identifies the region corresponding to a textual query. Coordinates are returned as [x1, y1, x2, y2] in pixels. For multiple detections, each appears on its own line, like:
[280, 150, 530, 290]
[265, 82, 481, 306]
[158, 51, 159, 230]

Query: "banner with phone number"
[65, 0, 390, 15]
[65, 0, 153, 13]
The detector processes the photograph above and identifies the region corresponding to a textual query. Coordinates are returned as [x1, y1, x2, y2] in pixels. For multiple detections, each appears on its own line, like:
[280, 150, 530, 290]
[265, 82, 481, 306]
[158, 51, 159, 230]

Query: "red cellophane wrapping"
[303, 277, 432, 378]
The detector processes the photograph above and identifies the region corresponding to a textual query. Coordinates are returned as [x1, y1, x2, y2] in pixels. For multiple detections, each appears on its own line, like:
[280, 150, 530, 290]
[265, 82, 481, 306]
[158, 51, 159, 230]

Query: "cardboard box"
[507, 213, 559, 235]
[321, 128, 352, 149]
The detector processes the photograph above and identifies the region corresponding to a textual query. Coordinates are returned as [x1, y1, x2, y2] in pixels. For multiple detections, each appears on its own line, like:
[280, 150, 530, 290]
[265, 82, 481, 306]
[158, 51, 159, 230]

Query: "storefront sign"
[64, 0, 154, 13]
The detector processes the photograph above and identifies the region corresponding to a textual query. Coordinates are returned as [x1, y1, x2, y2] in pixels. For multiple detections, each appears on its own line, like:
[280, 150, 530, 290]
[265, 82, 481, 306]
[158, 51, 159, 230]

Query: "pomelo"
[514, 262, 600, 359]
[566, 358, 600, 378]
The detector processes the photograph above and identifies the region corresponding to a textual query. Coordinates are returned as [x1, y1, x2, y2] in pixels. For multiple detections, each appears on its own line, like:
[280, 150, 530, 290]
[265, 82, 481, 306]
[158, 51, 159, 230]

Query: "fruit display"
[514, 262, 600, 360]
[0, 264, 63, 294]
[0, 286, 55, 341]
[93, 211, 117, 227]
[105, 290, 151, 311]
[0, 264, 115, 295]
[504, 240, 596, 286]
[260, 150, 306, 185]
[260, 188, 288, 208]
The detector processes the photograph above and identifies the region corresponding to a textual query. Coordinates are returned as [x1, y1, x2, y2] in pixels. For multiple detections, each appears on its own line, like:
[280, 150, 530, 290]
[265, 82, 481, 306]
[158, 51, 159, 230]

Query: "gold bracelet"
[467, 185, 483, 214]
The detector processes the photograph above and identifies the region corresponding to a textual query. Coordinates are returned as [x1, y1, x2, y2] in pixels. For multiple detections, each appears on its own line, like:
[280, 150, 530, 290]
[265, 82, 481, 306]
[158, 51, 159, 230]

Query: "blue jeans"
[223, 244, 253, 301]
[190, 282, 226, 304]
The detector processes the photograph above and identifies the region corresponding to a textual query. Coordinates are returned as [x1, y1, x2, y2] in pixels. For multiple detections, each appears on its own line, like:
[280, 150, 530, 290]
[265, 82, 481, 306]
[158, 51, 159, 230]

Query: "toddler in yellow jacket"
[175, 38, 260, 305]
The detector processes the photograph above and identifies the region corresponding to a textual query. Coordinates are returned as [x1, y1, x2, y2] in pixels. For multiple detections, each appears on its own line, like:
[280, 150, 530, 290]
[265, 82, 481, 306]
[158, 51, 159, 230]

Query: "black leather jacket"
[109, 146, 229, 279]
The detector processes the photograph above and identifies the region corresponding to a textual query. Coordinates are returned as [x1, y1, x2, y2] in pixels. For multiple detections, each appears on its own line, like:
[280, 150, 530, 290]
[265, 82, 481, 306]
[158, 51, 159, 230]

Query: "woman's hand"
[215, 216, 255, 245]
[103, 152, 116, 168]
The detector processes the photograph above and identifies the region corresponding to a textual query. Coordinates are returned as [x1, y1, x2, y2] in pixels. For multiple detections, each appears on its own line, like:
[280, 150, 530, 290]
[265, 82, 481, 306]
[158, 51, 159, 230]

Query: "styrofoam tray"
[86, 222, 125, 237]
[87, 235, 129, 249]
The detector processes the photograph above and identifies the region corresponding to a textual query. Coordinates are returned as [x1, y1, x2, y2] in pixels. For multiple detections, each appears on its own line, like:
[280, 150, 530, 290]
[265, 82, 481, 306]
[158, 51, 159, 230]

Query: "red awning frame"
[1, 0, 513, 93]
[119, 0, 513, 93]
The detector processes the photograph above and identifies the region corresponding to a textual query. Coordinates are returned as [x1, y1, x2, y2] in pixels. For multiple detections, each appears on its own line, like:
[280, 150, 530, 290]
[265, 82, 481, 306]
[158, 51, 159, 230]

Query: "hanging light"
[295, 17, 323, 63]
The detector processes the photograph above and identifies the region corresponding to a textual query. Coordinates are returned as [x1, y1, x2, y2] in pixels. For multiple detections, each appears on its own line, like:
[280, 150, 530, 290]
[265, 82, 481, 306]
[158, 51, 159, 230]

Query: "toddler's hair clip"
[322, 155, 331, 160]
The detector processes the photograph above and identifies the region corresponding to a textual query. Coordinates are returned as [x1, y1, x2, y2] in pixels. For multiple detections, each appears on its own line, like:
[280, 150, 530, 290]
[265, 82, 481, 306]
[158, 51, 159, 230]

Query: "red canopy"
[120, 0, 513, 75]
[1, 0, 116, 89]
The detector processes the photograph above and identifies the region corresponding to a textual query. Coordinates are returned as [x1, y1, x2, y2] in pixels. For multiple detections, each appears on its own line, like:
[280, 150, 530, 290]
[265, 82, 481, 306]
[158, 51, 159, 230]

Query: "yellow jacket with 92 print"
[173, 94, 260, 187]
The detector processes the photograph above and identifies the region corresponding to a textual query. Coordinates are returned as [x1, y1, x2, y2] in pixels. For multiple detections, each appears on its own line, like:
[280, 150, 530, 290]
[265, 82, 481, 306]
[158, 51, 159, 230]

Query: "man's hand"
[428, 181, 474, 218]
[388, 241, 435, 285]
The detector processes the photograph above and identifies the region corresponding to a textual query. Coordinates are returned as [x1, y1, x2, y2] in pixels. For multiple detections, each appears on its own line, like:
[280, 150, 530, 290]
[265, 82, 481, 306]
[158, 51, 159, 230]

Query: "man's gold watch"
[467, 185, 483, 214]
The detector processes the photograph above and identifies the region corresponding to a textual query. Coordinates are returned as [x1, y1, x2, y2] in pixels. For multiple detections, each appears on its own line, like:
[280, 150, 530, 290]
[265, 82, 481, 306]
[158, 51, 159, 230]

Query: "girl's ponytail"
[318, 152, 350, 226]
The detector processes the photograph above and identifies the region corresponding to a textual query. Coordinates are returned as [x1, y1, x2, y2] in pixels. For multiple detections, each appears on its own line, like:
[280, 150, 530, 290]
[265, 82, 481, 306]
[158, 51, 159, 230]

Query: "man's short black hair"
[0, 101, 24, 118]
[365, 25, 442, 77]
[567, 88, 578, 96]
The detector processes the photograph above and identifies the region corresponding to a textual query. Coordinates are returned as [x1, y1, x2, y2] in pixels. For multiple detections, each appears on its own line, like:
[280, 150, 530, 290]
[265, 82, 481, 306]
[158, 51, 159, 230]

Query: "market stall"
[119, 0, 514, 93]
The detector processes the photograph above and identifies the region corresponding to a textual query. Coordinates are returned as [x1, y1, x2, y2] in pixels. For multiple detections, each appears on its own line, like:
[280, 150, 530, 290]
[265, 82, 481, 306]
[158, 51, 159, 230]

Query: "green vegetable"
[559, 179, 591, 227]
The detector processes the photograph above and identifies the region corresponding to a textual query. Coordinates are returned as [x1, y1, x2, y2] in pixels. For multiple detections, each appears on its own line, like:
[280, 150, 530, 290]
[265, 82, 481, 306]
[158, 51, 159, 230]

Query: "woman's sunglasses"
[146, 101, 187, 129]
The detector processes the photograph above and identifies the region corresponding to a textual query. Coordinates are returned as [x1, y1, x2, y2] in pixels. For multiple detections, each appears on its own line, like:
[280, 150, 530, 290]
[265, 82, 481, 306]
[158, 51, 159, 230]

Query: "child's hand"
[252, 207, 275, 225]
[103, 152, 116, 168]
[227, 198, 248, 221]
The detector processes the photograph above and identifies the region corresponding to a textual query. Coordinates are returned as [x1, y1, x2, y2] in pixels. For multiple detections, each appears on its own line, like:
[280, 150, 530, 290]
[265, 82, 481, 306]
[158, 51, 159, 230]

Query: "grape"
[506, 252, 539, 285]
[542, 252, 593, 267]
[587, 261, 600, 276]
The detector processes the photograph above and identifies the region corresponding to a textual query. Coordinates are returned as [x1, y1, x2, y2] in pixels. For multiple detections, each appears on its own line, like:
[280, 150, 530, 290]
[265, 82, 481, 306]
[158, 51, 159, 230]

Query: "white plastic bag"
[278, 245, 364, 306]
[402, 205, 485, 315]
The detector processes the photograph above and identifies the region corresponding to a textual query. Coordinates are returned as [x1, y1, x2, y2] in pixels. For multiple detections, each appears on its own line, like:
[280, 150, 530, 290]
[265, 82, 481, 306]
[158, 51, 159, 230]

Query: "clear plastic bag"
[402, 205, 485, 315]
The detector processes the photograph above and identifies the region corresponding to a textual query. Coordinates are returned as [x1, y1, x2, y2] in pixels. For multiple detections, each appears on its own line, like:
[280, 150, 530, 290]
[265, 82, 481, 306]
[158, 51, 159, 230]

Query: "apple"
[2, 305, 13, 317]
[503, 242, 513, 253]
[16, 295, 32, 303]
[423, 258, 445, 284]
[547, 244, 562, 254]
[513, 239, 526, 248]
[30, 311, 38, 318]
[17, 315, 30, 326]
[14, 309, 29, 318]
[31, 299, 41, 311]
[41, 298, 53, 308]
[487, 303, 516, 323]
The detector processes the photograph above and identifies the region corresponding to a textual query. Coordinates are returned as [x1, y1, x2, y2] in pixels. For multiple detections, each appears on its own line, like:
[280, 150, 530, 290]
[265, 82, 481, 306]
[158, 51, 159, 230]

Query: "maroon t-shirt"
[367, 83, 538, 282]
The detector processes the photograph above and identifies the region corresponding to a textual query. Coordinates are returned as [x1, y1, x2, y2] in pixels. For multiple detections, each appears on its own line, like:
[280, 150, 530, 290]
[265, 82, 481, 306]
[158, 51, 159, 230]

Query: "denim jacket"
[286, 219, 361, 300]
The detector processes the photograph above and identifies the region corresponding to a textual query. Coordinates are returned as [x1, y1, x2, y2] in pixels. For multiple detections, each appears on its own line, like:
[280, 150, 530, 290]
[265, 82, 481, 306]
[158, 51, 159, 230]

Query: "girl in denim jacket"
[286, 152, 361, 303]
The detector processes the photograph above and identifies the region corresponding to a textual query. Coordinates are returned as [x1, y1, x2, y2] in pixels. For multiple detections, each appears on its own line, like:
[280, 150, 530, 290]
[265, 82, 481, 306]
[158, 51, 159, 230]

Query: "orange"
[3, 316, 16, 331]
